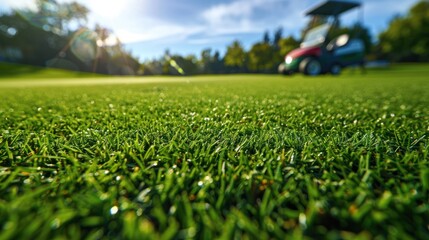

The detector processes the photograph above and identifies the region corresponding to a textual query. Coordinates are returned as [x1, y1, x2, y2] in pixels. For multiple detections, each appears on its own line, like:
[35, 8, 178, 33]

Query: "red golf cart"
[279, 0, 365, 76]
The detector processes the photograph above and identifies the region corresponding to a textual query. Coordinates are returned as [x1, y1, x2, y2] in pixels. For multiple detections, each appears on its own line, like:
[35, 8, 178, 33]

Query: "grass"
[0, 64, 428, 239]
[0, 62, 102, 79]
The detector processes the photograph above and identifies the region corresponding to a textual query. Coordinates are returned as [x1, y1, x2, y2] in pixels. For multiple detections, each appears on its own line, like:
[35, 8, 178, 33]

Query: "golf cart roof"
[305, 0, 361, 17]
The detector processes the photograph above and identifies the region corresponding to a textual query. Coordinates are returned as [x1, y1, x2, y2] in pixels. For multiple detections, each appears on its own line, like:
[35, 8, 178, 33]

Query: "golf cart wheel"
[300, 58, 322, 76]
[278, 63, 290, 75]
[330, 63, 342, 75]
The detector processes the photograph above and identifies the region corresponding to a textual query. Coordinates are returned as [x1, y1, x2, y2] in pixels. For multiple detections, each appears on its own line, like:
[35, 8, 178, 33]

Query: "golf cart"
[279, 0, 365, 76]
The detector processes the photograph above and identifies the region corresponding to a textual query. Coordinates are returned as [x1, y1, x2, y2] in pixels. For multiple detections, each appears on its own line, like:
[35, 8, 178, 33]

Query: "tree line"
[140, 31, 302, 76]
[1, 0, 428, 76]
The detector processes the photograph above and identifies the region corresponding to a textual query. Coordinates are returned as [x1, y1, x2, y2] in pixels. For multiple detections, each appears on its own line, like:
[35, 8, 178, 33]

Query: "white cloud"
[200, 0, 315, 36]
[201, 0, 267, 34]
[115, 22, 203, 43]
[202, 0, 257, 23]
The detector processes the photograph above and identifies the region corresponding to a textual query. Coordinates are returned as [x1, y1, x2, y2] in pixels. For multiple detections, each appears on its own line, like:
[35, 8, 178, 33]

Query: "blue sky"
[1, 0, 420, 61]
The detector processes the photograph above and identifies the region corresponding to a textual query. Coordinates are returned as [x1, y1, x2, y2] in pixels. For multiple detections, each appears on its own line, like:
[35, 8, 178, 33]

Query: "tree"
[273, 27, 283, 49]
[278, 36, 300, 58]
[171, 54, 200, 75]
[378, 1, 429, 62]
[33, 0, 89, 35]
[65, 1, 90, 28]
[141, 59, 163, 75]
[247, 43, 275, 73]
[200, 48, 213, 74]
[211, 50, 224, 74]
[224, 41, 247, 72]
[263, 31, 270, 44]
[0, 12, 68, 66]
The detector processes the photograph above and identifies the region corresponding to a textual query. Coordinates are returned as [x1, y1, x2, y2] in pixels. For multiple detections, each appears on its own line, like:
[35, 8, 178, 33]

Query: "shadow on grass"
[0, 61, 102, 79]
[0, 62, 43, 77]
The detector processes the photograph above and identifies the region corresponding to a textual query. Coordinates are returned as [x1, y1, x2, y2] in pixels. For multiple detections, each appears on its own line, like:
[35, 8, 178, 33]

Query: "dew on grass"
[45, 177, 54, 183]
[110, 206, 119, 215]
[137, 189, 151, 202]
[169, 206, 177, 214]
[131, 208, 142, 217]
[290, 154, 295, 164]
[204, 175, 213, 184]
[234, 145, 241, 152]
[99, 193, 108, 200]
[51, 218, 60, 229]
[299, 213, 307, 229]
[1, 68, 428, 238]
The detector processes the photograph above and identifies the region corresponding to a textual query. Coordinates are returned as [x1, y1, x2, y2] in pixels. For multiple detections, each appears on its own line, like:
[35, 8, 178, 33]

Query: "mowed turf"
[0, 64, 428, 239]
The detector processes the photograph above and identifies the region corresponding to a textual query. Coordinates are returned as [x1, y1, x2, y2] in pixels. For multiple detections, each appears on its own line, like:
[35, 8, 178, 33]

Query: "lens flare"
[70, 30, 97, 64]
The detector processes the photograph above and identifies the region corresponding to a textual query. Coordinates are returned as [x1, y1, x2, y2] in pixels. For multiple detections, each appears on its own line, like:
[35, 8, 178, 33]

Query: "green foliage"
[278, 36, 300, 59]
[247, 43, 276, 73]
[34, 0, 89, 35]
[224, 41, 247, 72]
[0, 64, 428, 239]
[273, 27, 283, 48]
[141, 28, 301, 76]
[378, 1, 429, 62]
[171, 55, 200, 76]
[199, 48, 224, 74]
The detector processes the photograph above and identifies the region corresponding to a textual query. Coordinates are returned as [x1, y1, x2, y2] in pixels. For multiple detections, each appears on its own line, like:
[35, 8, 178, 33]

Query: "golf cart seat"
[327, 34, 349, 51]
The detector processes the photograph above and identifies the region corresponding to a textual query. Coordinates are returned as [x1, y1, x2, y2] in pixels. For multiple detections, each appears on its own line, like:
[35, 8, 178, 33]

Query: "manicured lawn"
[0, 64, 428, 239]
